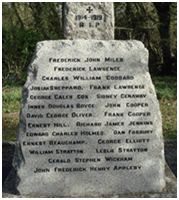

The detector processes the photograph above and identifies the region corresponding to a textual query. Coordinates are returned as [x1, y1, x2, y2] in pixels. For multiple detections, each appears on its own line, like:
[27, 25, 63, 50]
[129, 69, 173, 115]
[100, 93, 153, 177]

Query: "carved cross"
[86, 6, 93, 13]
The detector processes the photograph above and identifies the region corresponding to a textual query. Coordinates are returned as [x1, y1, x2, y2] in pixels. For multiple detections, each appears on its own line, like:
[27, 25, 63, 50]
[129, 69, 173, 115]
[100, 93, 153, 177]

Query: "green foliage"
[2, 27, 43, 86]
[2, 116, 18, 141]
[2, 2, 63, 86]
[2, 106, 11, 114]
[2, 2, 177, 79]
[114, 2, 177, 76]
[2, 104, 21, 114]
[2, 87, 22, 104]
[2, 87, 22, 114]
[152, 76, 177, 139]
[159, 99, 177, 140]
[28, 2, 63, 39]
[152, 76, 177, 100]
[2, 130, 17, 142]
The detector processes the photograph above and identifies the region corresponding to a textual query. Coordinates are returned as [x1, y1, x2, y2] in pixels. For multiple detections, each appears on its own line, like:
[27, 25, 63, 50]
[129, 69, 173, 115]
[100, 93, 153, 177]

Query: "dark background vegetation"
[2, 2, 177, 141]
[2, 2, 177, 85]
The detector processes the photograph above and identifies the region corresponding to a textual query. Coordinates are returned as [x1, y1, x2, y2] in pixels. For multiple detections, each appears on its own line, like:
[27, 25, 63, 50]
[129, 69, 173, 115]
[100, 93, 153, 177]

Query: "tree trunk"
[11, 2, 24, 29]
[153, 2, 172, 75]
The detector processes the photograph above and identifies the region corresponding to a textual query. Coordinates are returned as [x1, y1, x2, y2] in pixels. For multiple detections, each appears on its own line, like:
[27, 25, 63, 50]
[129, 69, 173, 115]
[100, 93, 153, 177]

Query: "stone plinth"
[11, 40, 165, 197]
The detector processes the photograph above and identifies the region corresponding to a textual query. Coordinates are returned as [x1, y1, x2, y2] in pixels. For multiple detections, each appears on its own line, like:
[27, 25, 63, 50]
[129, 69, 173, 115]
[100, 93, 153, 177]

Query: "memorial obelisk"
[10, 2, 165, 197]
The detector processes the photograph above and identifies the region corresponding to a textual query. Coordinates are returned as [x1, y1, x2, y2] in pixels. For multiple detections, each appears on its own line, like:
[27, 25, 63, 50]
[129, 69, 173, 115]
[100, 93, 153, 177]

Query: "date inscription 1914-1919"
[75, 6, 107, 28]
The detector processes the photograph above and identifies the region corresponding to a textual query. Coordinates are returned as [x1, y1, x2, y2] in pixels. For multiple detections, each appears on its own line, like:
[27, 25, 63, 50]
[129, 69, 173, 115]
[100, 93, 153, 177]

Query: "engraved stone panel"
[13, 40, 165, 197]
[63, 2, 114, 40]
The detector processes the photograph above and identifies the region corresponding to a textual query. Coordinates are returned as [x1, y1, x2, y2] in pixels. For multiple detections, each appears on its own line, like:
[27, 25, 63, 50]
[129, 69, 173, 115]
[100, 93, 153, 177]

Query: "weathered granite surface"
[2, 163, 177, 198]
[63, 2, 114, 40]
[3, 141, 176, 185]
[10, 39, 165, 197]
[3, 142, 176, 197]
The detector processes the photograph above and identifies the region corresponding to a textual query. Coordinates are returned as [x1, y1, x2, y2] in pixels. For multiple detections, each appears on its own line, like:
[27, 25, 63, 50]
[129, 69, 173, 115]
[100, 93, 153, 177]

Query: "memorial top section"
[63, 2, 114, 40]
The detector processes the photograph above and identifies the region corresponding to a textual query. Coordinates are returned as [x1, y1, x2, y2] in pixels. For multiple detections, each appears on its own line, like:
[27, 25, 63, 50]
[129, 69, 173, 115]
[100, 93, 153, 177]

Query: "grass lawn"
[2, 76, 177, 141]
[152, 76, 177, 139]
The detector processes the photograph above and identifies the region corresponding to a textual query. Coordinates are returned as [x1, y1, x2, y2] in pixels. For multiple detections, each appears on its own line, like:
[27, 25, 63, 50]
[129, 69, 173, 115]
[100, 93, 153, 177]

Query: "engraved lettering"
[96, 149, 114, 153]
[34, 168, 50, 173]
[105, 103, 121, 108]
[113, 166, 141, 170]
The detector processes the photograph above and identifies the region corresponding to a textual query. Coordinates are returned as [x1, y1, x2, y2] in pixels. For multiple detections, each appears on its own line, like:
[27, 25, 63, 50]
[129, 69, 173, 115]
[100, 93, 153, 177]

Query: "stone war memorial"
[3, 2, 177, 198]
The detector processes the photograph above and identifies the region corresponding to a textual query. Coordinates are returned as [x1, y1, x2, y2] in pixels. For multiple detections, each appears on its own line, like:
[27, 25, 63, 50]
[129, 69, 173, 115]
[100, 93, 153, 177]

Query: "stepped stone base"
[2, 163, 177, 198]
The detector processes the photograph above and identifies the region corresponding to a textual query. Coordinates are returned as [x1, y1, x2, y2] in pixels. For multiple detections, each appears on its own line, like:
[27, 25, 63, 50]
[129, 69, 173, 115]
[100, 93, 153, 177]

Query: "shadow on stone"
[2, 166, 12, 184]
